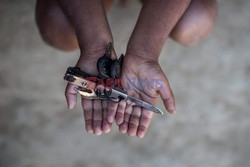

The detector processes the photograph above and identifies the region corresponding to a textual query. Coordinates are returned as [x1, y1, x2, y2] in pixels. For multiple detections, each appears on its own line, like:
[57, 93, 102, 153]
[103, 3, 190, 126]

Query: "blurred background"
[0, 0, 250, 167]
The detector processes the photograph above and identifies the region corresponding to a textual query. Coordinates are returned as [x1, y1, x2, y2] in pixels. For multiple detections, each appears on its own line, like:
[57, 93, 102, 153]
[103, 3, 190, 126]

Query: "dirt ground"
[0, 0, 250, 167]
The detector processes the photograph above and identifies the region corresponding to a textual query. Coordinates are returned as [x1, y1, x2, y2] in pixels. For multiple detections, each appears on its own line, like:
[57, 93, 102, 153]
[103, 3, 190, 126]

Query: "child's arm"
[57, 0, 113, 52]
[127, 0, 191, 57]
[59, 0, 116, 135]
[117, 0, 192, 138]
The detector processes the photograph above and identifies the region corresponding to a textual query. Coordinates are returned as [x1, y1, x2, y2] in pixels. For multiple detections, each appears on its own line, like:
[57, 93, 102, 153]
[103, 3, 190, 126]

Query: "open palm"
[115, 54, 176, 138]
[65, 53, 118, 135]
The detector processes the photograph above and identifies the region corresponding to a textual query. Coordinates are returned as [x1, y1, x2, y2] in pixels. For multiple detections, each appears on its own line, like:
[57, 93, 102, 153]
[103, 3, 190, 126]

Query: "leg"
[140, 0, 217, 46]
[35, 0, 114, 51]
[170, 0, 218, 46]
[35, 0, 78, 51]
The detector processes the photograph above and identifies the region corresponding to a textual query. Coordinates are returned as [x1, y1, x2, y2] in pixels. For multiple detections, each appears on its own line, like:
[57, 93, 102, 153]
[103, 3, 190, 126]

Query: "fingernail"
[87, 129, 93, 134]
[94, 128, 102, 136]
[103, 126, 111, 133]
[108, 116, 114, 123]
[115, 119, 123, 126]
[86, 126, 93, 133]
[137, 131, 145, 138]
[119, 125, 127, 134]
[128, 130, 136, 137]
[67, 101, 74, 110]
[170, 110, 176, 114]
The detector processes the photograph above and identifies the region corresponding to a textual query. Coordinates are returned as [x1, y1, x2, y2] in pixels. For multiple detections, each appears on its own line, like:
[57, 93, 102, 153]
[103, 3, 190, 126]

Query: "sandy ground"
[0, 0, 250, 167]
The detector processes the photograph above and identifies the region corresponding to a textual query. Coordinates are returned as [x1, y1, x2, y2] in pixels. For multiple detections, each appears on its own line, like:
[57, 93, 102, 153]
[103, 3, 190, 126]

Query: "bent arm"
[57, 0, 113, 54]
[127, 0, 191, 58]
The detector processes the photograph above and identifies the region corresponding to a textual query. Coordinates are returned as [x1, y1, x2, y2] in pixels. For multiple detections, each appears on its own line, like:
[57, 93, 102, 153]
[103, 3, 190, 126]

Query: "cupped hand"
[65, 50, 118, 135]
[116, 54, 176, 138]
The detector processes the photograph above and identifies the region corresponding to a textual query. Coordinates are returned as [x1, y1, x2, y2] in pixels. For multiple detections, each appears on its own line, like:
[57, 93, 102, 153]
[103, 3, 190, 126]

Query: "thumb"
[158, 74, 176, 114]
[65, 83, 77, 110]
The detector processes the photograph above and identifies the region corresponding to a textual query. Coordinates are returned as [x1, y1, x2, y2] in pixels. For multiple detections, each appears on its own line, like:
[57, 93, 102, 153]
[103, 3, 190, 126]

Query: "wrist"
[79, 39, 116, 59]
[125, 50, 159, 63]
[126, 40, 162, 61]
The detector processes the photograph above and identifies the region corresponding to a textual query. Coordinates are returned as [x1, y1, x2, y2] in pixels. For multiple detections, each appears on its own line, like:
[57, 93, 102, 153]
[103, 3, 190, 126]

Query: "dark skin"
[36, 0, 217, 138]
[117, 0, 192, 136]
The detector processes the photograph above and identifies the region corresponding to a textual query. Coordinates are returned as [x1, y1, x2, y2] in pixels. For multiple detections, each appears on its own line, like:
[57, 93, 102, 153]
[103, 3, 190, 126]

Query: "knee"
[35, 0, 78, 51]
[170, 0, 218, 46]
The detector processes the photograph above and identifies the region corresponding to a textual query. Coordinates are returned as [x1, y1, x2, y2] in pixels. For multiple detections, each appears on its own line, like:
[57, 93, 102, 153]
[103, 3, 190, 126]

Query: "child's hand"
[116, 54, 176, 138]
[65, 51, 118, 135]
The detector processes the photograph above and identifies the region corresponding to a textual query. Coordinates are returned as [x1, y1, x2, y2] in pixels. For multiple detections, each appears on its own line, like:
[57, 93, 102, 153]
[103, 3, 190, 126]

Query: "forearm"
[57, 0, 112, 54]
[127, 0, 191, 59]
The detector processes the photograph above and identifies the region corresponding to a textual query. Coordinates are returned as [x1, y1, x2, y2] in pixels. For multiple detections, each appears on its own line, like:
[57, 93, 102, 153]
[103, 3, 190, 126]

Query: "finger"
[137, 108, 153, 138]
[159, 75, 176, 114]
[102, 100, 111, 133]
[107, 101, 118, 123]
[119, 105, 132, 134]
[93, 100, 103, 136]
[82, 99, 93, 133]
[115, 101, 126, 125]
[128, 106, 141, 136]
[65, 83, 77, 110]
